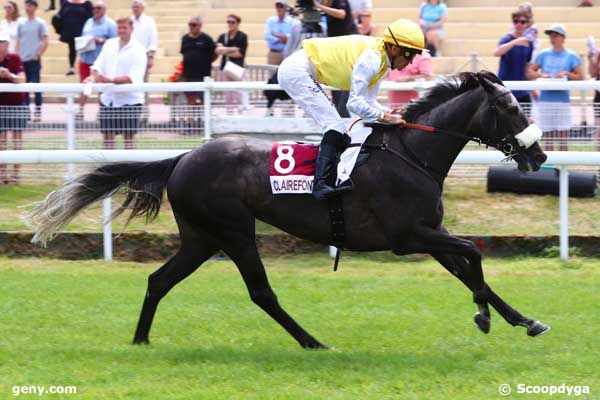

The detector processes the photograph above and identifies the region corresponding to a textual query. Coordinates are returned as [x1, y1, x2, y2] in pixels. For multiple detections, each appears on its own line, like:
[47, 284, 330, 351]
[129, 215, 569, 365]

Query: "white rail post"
[203, 77, 213, 140]
[65, 94, 76, 180]
[103, 197, 113, 262]
[470, 52, 478, 72]
[559, 165, 569, 260]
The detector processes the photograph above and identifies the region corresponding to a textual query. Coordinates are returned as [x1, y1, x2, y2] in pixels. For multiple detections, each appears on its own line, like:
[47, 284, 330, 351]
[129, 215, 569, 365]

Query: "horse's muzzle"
[516, 141, 547, 172]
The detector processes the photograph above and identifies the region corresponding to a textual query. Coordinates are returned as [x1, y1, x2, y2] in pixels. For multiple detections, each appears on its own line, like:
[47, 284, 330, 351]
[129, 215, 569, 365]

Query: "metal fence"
[1, 79, 600, 183]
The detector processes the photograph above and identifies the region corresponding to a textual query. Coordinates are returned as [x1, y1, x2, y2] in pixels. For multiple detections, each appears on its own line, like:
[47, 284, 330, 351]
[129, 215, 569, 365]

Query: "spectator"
[85, 17, 146, 149]
[418, 0, 447, 57]
[587, 36, 600, 150]
[131, 0, 157, 79]
[0, 30, 26, 184]
[578, 0, 593, 6]
[283, 6, 326, 58]
[180, 16, 215, 107]
[264, 1, 293, 65]
[494, 10, 533, 104]
[356, 10, 375, 36]
[517, 2, 539, 58]
[16, 0, 48, 122]
[57, 0, 92, 76]
[314, 0, 357, 117]
[526, 23, 583, 151]
[44, 0, 64, 12]
[1, 1, 25, 53]
[387, 52, 433, 108]
[348, 0, 374, 36]
[349, 0, 371, 23]
[216, 14, 248, 114]
[77, 0, 116, 118]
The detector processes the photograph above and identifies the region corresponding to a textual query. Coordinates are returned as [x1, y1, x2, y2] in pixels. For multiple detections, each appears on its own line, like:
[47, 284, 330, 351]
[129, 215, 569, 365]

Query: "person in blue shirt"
[418, 0, 447, 57]
[526, 23, 582, 150]
[494, 10, 534, 104]
[264, 1, 294, 65]
[77, 0, 116, 117]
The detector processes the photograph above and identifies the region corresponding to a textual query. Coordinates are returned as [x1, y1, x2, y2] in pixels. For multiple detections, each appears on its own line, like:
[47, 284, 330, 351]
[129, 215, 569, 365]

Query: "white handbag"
[223, 60, 245, 81]
[75, 36, 96, 53]
[222, 32, 245, 80]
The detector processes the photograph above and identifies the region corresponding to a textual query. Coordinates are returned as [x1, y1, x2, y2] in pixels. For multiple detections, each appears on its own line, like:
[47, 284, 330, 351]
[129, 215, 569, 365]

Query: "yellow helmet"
[383, 18, 426, 53]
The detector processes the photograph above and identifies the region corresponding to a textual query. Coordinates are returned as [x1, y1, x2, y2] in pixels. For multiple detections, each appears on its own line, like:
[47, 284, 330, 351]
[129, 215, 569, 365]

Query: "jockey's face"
[387, 45, 416, 71]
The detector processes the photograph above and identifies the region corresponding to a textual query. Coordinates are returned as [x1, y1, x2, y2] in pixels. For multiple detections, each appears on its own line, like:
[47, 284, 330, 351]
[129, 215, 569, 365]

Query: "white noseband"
[514, 124, 543, 149]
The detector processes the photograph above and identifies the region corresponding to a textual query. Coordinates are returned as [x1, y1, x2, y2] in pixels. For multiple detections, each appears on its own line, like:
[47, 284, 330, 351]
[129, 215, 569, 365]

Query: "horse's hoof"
[302, 340, 329, 350]
[527, 320, 551, 337]
[474, 312, 491, 334]
[132, 337, 150, 345]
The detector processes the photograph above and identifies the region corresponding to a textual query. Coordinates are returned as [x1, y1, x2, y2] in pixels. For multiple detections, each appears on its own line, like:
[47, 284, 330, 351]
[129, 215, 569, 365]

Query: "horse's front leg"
[398, 225, 550, 337]
[396, 225, 489, 305]
[432, 253, 491, 334]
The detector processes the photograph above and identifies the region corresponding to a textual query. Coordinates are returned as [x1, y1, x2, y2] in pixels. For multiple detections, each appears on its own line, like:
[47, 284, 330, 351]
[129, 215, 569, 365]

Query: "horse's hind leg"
[133, 219, 217, 344]
[226, 242, 327, 349]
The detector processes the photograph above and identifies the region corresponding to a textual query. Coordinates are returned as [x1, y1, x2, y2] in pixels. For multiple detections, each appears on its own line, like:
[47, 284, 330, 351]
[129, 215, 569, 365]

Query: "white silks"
[514, 123, 543, 149]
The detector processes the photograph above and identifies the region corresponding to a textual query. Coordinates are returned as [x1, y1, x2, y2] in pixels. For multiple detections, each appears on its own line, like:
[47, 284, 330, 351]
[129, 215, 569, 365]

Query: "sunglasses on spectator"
[226, 20, 237, 24]
[188, 22, 199, 27]
[92, 6, 104, 9]
[513, 19, 529, 25]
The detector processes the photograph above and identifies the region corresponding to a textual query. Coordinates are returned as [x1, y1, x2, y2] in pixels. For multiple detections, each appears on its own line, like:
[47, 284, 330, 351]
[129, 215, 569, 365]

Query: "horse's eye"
[506, 105, 520, 115]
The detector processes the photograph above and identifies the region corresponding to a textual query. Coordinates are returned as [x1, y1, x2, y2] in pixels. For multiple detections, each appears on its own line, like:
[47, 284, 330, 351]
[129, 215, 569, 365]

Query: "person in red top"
[0, 31, 27, 184]
[387, 52, 433, 108]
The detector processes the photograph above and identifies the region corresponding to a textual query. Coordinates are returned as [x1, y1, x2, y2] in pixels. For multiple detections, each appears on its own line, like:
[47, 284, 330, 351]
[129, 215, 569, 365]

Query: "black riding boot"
[312, 130, 353, 200]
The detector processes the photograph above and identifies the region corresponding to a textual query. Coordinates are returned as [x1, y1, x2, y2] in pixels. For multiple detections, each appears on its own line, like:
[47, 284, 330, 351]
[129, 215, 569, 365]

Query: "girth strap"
[362, 142, 443, 189]
[327, 195, 345, 272]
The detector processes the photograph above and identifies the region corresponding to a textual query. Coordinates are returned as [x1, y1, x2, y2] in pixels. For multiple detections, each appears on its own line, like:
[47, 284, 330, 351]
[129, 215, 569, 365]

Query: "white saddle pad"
[336, 124, 373, 185]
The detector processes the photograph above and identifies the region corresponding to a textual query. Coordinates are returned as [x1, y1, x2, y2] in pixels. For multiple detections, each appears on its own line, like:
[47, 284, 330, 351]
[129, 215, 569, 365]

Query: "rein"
[353, 119, 485, 146]
[402, 122, 483, 145]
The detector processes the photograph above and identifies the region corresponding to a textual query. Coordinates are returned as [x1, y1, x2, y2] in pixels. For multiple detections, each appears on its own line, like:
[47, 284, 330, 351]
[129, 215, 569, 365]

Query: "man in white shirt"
[131, 0, 157, 78]
[85, 17, 147, 149]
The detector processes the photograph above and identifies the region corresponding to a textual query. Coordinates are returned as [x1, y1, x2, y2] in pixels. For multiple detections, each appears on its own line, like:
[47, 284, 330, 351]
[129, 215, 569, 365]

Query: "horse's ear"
[476, 72, 496, 93]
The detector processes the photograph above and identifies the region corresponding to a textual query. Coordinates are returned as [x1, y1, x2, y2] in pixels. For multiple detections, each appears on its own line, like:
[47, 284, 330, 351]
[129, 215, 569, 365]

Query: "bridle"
[350, 89, 530, 187]
[354, 90, 527, 162]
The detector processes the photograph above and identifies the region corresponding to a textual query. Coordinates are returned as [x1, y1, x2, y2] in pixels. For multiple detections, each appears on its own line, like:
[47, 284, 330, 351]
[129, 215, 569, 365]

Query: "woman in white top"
[0, 1, 25, 53]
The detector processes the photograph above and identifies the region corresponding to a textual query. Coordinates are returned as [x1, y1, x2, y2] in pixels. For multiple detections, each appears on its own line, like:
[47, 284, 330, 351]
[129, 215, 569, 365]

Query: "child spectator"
[494, 10, 534, 104]
[418, 0, 446, 57]
[526, 24, 583, 151]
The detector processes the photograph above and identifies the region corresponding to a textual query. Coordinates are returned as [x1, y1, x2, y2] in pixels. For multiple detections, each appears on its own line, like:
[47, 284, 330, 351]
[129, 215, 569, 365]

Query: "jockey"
[278, 18, 426, 200]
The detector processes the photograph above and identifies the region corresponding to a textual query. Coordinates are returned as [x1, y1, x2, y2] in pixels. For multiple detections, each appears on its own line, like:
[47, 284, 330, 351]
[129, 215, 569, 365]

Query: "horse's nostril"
[534, 153, 547, 164]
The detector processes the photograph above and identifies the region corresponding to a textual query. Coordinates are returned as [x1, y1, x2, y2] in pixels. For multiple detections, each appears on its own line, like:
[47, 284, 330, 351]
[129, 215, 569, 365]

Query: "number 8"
[274, 145, 295, 174]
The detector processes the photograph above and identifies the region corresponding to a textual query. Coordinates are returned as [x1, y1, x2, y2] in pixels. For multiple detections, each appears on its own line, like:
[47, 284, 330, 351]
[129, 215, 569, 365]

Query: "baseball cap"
[544, 23, 566, 37]
[0, 31, 9, 42]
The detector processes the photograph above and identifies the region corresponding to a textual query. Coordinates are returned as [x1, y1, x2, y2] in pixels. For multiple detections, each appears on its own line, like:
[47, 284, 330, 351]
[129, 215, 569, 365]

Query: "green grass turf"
[3, 183, 600, 235]
[0, 255, 598, 399]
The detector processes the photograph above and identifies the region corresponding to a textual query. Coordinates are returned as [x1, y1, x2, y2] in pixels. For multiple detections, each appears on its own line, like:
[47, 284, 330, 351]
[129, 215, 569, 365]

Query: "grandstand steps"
[39, 7, 600, 25]
[194, 22, 600, 43]
[31, 2, 600, 81]
[43, 22, 600, 45]
[39, 55, 502, 81]
[206, 0, 585, 8]
[446, 0, 583, 6]
[181, 7, 600, 24]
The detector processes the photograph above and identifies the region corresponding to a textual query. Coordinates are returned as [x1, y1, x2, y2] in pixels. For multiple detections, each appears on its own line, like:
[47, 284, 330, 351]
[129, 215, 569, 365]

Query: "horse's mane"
[403, 71, 504, 122]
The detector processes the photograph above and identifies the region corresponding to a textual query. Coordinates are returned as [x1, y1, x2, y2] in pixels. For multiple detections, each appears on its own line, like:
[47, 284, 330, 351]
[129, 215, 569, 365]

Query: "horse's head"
[472, 71, 547, 172]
